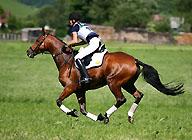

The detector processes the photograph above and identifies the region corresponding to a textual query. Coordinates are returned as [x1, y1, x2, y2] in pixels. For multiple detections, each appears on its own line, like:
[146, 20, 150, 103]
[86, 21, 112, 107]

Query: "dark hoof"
[67, 109, 80, 117]
[97, 113, 105, 121]
[104, 114, 109, 124]
[128, 116, 134, 124]
[56, 99, 62, 107]
[104, 117, 109, 124]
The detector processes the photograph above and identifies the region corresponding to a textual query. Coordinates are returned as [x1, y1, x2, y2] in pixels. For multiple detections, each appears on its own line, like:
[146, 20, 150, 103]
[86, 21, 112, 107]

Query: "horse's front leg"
[75, 91, 104, 121]
[56, 86, 79, 117]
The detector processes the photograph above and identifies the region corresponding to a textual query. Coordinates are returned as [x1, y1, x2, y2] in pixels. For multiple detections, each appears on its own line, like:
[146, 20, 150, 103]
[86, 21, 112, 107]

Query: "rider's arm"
[68, 32, 78, 46]
[72, 40, 87, 47]
[68, 32, 87, 47]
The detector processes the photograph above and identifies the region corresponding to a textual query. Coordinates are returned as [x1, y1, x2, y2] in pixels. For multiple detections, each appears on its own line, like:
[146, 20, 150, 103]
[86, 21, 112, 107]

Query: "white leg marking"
[106, 105, 118, 117]
[128, 103, 138, 117]
[86, 112, 98, 121]
[60, 104, 71, 114]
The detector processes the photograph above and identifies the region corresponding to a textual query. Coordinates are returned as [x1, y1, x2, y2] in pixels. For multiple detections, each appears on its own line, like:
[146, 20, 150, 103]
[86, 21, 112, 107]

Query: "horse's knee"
[56, 99, 62, 107]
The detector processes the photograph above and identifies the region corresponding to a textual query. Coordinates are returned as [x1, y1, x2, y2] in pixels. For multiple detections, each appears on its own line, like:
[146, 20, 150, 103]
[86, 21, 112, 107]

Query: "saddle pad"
[86, 49, 108, 69]
[75, 47, 108, 70]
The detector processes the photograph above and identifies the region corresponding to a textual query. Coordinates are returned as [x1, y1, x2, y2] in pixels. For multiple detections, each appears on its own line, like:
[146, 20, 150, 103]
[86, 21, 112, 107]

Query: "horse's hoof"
[67, 109, 80, 117]
[72, 109, 80, 117]
[128, 116, 134, 124]
[97, 113, 105, 121]
[104, 116, 109, 124]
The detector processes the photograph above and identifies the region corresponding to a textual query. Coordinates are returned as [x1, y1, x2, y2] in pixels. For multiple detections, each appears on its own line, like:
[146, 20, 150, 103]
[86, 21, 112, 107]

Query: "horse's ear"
[42, 27, 47, 35]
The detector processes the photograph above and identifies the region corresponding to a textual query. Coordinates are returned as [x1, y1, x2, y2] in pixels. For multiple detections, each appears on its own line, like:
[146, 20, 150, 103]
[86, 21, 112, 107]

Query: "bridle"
[29, 33, 49, 56]
[28, 33, 75, 78]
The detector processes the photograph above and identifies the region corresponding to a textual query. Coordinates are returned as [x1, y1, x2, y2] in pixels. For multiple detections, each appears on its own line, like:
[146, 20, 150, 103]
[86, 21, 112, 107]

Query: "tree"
[157, 0, 176, 15]
[54, 0, 70, 36]
[17, 0, 55, 8]
[7, 15, 22, 31]
[174, 0, 192, 32]
[0, 5, 5, 17]
[111, 0, 158, 29]
[0, 5, 6, 30]
[7, 15, 17, 30]
[88, 0, 115, 25]
[36, 5, 57, 27]
[33, 0, 70, 36]
[68, 0, 93, 23]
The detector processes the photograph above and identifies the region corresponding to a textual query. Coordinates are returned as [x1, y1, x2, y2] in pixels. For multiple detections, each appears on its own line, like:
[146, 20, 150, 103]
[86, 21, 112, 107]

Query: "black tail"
[135, 59, 184, 96]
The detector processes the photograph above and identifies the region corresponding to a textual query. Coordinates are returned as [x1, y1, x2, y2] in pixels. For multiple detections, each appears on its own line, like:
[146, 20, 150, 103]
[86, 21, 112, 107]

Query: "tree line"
[1, 0, 192, 36]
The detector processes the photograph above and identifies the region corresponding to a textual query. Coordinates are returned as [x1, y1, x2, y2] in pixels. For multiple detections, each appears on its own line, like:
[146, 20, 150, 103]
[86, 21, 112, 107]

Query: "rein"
[53, 46, 75, 78]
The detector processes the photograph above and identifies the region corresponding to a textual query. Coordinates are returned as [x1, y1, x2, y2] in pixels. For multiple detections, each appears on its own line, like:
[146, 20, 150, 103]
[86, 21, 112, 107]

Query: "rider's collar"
[73, 22, 79, 27]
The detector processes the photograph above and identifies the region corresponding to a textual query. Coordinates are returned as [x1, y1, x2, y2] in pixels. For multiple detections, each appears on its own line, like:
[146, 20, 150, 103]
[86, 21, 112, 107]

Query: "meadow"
[0, 0, 38, 18]
[0, 41, 192, 140]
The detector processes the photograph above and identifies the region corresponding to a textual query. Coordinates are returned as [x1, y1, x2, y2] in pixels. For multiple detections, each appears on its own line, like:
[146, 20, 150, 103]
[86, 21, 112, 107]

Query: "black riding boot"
[75, 59, 91, 84]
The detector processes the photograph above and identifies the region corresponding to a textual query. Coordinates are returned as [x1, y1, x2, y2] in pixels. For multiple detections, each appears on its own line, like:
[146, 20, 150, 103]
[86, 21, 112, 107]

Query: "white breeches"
[75, 37, 100, 60]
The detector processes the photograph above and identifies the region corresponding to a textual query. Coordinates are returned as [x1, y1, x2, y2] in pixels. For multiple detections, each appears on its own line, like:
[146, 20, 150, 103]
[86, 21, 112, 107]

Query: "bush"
[56, 28, 67, 37]
[147, 19, 172, 33]
[7, 15, 19, 31]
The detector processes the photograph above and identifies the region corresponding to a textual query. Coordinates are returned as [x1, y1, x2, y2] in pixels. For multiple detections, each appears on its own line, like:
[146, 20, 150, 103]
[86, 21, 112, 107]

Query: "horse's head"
[26, 28, 49, 58]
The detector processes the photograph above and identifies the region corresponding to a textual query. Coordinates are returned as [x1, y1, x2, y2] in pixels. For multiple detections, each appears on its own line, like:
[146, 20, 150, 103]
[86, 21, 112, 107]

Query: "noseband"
[29, 34, 49, 55]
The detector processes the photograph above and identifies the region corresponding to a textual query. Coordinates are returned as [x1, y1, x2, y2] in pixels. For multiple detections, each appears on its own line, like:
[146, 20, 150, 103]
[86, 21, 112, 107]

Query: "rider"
[67, 12, 100, 84]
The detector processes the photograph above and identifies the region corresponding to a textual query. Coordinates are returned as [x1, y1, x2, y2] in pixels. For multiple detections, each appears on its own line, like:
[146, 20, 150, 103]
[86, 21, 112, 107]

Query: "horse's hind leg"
[104, 83, 127, 124]
[123, 84, 143, 123]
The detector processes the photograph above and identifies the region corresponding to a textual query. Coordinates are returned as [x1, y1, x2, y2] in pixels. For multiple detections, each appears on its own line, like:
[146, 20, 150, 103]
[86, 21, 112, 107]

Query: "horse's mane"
[48, 33, 78, 55]
[49, 33, 67, 45]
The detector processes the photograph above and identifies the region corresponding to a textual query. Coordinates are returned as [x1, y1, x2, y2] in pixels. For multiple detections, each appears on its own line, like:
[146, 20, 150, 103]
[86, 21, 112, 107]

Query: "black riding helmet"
[69, 12, 80, 21]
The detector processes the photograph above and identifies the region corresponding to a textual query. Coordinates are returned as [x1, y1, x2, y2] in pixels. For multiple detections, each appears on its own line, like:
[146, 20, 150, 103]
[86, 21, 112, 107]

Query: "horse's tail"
[135, 59, 184, 96]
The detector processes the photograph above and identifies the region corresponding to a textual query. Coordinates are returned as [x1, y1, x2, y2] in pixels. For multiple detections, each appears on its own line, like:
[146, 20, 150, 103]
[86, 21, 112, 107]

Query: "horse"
[26, 28, 184, 124]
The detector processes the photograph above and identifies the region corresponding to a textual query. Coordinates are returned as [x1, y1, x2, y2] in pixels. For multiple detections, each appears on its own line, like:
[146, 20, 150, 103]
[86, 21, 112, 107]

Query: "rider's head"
[69, 12, 80, 26]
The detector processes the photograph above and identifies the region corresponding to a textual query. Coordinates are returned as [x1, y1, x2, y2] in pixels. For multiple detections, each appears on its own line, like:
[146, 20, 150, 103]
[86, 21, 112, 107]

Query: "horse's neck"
[48, 38, 72, 71]
[49, 43, 62, 56]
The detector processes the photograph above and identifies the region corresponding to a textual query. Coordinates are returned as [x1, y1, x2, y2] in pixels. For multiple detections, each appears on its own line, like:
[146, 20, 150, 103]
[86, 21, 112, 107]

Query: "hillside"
[17, 0, 55, 8]
[0, 0, 38, 18]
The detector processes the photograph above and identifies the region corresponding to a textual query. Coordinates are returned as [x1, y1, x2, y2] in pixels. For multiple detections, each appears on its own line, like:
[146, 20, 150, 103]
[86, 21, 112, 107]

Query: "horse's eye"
[36, 39, 40, 42]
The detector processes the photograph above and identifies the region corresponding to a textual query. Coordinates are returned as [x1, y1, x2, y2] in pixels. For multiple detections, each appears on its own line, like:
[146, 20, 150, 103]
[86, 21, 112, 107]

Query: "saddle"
[76, 44, 108, 70]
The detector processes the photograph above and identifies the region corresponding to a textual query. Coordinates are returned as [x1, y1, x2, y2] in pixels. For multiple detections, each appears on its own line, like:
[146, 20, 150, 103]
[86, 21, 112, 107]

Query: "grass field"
[0, 41, 192, 140]
[0, 0, 38, 18]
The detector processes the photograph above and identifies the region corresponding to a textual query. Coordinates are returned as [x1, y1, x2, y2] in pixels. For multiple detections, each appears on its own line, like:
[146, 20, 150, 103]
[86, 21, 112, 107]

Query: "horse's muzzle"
[26, 49, 34, 58]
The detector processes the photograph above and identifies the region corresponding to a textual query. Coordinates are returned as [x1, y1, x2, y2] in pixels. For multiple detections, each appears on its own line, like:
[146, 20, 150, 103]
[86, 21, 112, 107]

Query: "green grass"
[0, 0, 38, 18]
[0, 41, 192, 140]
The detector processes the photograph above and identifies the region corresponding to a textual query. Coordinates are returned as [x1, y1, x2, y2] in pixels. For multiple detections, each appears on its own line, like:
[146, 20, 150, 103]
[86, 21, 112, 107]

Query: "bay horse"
[26, 28, 184, 124]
